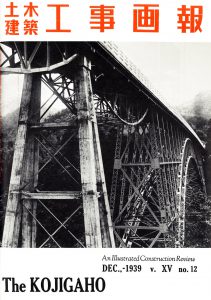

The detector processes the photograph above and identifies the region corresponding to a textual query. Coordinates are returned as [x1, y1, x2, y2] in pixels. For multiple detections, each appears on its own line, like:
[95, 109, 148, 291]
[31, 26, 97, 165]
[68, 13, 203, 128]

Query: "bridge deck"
[97, 42, 204, 150]
[1, 41, 204, 150]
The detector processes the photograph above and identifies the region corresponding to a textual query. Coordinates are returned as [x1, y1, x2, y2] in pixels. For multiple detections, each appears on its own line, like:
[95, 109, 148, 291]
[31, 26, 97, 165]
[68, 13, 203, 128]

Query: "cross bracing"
[0, 42, 207, 248]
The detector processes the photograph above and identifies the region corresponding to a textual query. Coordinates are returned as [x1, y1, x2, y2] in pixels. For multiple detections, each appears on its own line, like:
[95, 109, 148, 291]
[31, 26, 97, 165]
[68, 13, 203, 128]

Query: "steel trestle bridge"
[0, 41, 207, 248]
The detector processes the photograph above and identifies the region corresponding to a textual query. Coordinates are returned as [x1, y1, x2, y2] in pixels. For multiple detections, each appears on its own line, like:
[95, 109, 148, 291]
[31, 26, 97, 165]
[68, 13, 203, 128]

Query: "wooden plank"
[31, 200, 37, 248]
[74, 56, 102, 248]
[115, 226, 160, 230]
[22, 199, 32, 247]
[2, 74, 34, 247]
[30, 122, 73, 130]
[21, 74, 41, 248]
[92, 99, 115, 248]
[28, 42, 41, 66]
[22, 191, 81, 200]
[122, 161, 180, 167]
[1, 54, 78, 74]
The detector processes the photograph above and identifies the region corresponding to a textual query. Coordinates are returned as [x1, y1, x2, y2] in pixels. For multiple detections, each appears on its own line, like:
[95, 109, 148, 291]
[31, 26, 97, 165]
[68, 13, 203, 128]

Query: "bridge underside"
[1, 42, 207, 248]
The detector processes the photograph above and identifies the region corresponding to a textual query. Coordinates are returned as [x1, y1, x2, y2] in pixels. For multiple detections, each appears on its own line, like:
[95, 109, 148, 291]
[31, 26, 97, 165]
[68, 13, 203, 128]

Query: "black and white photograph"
[1, 0, 211, 299]
[0, 41, 211, 249]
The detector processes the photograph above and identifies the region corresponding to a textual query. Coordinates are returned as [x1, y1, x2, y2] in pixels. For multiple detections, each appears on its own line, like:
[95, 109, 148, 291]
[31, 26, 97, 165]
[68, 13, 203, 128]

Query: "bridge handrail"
[99, 41, 204, 149]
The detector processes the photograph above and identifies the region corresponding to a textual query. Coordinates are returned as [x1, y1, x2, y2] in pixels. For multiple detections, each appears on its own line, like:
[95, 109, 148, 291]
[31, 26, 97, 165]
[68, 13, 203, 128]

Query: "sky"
[1, 42, 211, 116]
[117, 42, 211, 112]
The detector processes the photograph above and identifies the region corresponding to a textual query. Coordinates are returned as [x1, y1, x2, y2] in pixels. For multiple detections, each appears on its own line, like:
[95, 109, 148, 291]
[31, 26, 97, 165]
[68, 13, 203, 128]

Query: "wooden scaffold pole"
[2, 74, 41, 247]
[74, 56, 115, 248]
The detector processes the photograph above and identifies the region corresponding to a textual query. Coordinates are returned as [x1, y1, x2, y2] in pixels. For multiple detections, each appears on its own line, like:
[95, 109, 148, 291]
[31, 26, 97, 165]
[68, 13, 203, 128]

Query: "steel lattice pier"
[0, 42, 207, 248]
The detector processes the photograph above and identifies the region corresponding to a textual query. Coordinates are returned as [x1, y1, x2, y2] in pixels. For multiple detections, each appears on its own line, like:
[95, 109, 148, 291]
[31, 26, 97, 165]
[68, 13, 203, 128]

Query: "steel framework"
[0, 42, 207, 248]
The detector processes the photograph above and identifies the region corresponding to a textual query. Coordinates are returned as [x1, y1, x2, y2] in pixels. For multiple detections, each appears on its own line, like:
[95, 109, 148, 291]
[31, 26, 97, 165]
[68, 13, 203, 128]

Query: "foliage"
[0, 108, 211, 247]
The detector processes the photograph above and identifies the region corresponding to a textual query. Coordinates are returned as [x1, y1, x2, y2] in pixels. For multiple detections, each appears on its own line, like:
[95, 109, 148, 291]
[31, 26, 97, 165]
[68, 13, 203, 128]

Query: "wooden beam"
[22, 191, 81, 200]
[114, 226, 160, 230]
[93, 103, 115, 247]
[2, 74, 34, 247]
[1, 54, 78, 74]
[21, 74, 41, 248]
[30, 122, 74, 130]
[74, 56, 102, 248]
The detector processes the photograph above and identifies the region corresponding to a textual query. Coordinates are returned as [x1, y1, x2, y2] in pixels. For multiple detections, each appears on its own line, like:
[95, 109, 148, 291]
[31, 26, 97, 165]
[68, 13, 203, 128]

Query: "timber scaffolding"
[0, 41, 208, 248]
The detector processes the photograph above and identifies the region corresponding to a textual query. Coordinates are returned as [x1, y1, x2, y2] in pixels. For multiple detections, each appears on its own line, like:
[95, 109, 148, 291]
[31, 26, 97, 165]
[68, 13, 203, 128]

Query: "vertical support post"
[205, 128, 211, 197]
[2, 74, 36, 247]
[110, 125, 123, 218]
[93, 108, 115, 248]
[74, 56, 102, 248]
[22, 74, 41, 247]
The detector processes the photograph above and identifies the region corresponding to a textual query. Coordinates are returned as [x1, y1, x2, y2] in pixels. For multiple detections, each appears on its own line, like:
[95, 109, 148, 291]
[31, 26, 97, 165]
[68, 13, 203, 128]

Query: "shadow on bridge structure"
[0, 42, 208, 248]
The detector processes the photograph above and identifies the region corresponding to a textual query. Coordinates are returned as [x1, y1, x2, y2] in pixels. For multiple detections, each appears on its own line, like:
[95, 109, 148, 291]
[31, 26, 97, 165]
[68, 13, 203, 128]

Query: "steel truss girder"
[176, 138, 207, 247]
[1, 44, 207, 248]
[109, 107, 206, 248]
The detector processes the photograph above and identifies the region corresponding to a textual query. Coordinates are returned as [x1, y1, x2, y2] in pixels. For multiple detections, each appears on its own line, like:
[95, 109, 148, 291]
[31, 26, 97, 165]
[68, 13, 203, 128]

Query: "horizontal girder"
[0, 41, 204, 151]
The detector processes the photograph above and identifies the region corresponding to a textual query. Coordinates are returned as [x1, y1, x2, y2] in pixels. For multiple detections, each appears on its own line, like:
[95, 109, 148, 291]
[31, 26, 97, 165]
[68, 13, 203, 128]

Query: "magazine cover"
[0, 0, 211, 299]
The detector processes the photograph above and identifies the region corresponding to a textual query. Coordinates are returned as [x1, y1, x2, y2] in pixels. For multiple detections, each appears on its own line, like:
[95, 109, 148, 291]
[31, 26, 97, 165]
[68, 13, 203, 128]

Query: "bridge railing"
[101, 41, 163, 101]
[100, 41, 204, 149]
